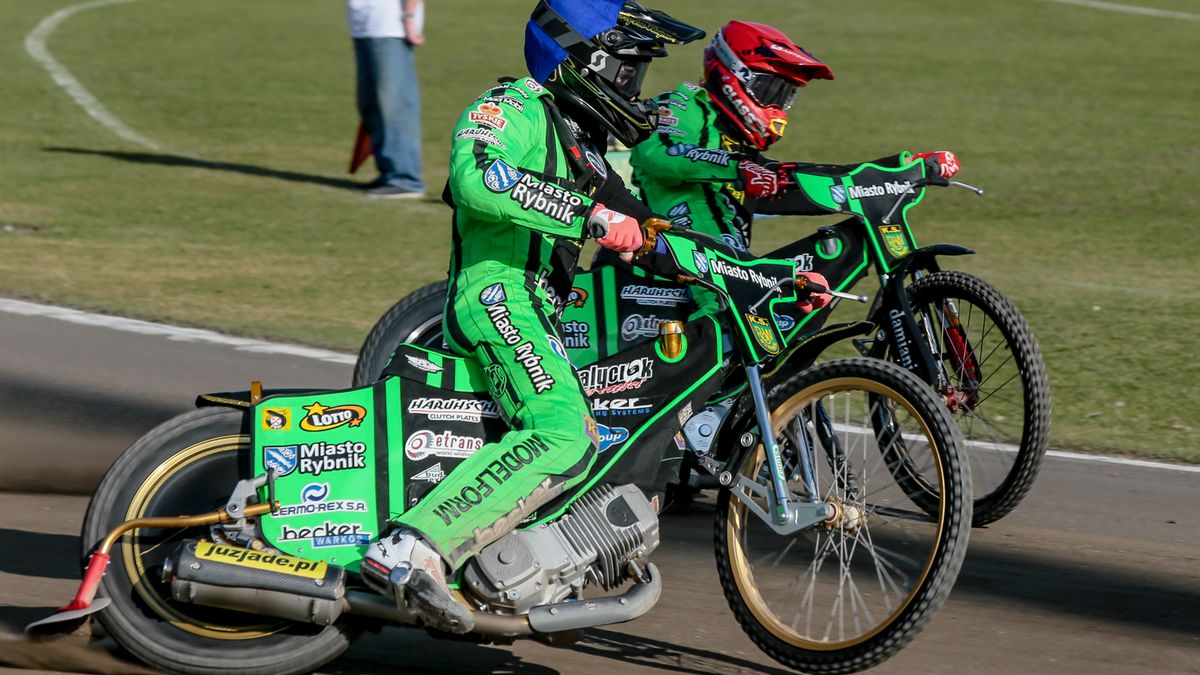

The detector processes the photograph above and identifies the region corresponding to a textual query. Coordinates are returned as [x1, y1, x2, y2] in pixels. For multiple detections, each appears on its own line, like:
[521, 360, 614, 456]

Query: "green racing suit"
[629, 82, 914, 315]
[392, 77, 651, 569]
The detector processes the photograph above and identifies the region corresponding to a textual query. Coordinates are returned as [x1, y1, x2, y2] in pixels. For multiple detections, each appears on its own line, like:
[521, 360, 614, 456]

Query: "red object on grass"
[349, 122, 373, 174]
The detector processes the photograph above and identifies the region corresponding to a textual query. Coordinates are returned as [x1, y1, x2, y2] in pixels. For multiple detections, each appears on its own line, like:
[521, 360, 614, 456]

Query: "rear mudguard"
[711, 321, 875, 473]
[196, 389, 333, 410]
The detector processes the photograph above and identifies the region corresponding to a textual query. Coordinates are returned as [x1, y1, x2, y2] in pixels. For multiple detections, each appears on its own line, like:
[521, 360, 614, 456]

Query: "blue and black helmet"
[526, 0, 704, 146]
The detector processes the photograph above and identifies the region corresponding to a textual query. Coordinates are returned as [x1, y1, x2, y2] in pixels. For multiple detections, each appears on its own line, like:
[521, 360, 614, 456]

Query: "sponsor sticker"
[591, 397, 652, 417]
[484, 160, 523, 193]
[412, 463, 446, 483]
[584, 149, 608, 178]
[262, 408, 291, 431]
[484, 95, 524, 112]
[665, 143, 732, 166]
[266, 441, 367, 477]
[722, 233, 749, 252]
[407, 397, 498, 422]
[195, 540, 327, 578]
[300, 402, 366, 432]
[774, 313, 796, 331]
[273, 483, 369, 519]
[265, 444, 298, 477]
[404, 430, 485, 461]
[405, 354, 442, 373]
[584, 415, 600, 448]
[710, 258, 776, 290]
[562, 320, 591, 349]
[278, 520, 371, 548]
[596, 423, 629, 453]
[621, 313, 667, 342]
[547, 334, 569, 360]
[507, 174, 584, 225]
[692, 251, 710, 275]
[829, 185, 847, 205]
[879, 224, 911, 257]
[847, 180, 913, 201]
[566, 287, 588, 308]
[456, 127, 505, 148]
[469, 103, 507, 130]
[620, 284, 688, 306]
[746, 313, 781, 355]
[667, 202, 690, 219]
[524, 78, 544, 93]
[578, 357, 653, 396]
[479, 282, 507, 305]
[792, 253, 815, 272]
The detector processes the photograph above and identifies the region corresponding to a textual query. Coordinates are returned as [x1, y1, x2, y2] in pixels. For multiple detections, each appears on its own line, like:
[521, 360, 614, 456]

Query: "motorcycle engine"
[463, 483, 659, 614]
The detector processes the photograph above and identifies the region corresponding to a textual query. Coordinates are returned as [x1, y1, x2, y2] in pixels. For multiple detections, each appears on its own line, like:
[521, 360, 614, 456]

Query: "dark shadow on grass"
[45, 147, 363, 191]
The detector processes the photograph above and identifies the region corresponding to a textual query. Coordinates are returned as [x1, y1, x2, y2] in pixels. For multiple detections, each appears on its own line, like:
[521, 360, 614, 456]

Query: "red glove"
[738, 160, 793, 199]
[911, 151, 960, 179]
[589, 203, 644, 253]
[795, 272, 832, 313]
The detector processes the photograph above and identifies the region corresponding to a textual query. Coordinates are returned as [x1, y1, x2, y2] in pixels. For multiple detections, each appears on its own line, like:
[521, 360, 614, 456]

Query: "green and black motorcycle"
[356, 159, 1046, 526]
[30, 222, 971, 675]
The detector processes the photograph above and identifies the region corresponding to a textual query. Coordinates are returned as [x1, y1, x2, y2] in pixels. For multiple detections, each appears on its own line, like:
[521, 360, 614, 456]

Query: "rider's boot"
[361, 529, 475, 634]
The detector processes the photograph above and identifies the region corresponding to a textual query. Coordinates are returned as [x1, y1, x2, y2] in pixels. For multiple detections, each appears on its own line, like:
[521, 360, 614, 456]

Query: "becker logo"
[300, 402, 366, 432]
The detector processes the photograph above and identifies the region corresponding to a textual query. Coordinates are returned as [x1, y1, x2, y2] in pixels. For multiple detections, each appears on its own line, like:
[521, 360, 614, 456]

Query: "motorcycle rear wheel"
[715, 358, 970, 674]
[352, 280, 449, 386]
[82, 407, 359, 675]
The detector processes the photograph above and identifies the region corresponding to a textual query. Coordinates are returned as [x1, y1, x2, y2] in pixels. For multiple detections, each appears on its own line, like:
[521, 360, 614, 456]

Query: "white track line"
[24, 0, 162, 150]
[0, 298, 355, 365]
[4, 297, 1194, 470]
[1037, 0, 1200, 21]
[828, 421, 1199, 473]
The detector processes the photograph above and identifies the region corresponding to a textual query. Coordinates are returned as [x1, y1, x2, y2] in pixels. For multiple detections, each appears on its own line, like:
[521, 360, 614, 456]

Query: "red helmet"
[702, 21, 834, 150]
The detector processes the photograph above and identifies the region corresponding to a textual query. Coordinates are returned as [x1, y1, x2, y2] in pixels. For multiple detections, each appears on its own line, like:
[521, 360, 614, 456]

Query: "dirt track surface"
[1, 470, 1198, 674]
[1, 303, 1198, 672]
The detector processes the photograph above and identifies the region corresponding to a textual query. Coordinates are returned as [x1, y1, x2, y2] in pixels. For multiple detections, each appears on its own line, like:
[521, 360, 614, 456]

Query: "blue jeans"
[353, 37, 424, 192]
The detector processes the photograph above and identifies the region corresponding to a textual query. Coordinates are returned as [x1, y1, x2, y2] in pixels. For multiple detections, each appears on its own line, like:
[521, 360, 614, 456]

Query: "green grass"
[1, 0, 1197, 460]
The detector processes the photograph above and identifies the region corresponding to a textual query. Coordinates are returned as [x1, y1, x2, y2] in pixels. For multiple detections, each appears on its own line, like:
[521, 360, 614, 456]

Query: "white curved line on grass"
[24, 0, 162, 150]
[1037, 0, 1200, 21]
[0, 298, 355, 365]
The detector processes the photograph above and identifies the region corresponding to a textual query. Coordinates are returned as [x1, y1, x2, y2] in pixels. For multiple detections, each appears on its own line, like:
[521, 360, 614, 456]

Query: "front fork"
[730, 365, 834, 535]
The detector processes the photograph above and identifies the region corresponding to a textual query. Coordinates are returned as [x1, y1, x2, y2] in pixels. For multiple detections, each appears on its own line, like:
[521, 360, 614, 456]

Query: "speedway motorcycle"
[31, 221, 970, 675]
[356, 159, 1047, 526]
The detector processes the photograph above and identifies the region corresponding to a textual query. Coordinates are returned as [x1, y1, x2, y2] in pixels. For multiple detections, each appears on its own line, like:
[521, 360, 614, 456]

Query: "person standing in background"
[347, 0, 426, 199]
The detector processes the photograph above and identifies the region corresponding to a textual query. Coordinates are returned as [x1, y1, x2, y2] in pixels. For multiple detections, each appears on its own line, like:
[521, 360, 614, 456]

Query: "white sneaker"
[362, 529, 474, 633]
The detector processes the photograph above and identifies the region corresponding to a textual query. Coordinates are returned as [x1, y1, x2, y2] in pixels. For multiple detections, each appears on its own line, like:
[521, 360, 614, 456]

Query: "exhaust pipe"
[167, 540, 662, 638]
[167, 540, 349, 625]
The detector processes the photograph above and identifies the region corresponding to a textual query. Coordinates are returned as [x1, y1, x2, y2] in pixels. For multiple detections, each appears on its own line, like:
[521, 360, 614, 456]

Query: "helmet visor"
[748, 72, 798, 110]
[612, 59, 649, 99]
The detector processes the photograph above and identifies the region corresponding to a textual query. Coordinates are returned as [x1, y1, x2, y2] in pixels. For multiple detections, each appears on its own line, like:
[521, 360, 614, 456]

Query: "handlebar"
[881, 175, 985, 225]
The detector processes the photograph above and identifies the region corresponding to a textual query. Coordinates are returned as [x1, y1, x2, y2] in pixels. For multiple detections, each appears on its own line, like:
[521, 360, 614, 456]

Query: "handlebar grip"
[794, 275, 828, 296]
[633, 217, 672, 260]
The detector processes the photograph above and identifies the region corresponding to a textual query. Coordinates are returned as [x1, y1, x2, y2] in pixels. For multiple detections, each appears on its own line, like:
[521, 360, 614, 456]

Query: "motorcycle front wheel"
[715, 358, 971, 674]
[899, 270, 1050, 526]
[82, 408, 359, 675]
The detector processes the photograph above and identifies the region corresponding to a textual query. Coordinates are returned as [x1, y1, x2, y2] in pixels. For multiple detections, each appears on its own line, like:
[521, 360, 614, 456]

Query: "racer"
[359, 0, 704, 633]
[627, 20, 960, 314]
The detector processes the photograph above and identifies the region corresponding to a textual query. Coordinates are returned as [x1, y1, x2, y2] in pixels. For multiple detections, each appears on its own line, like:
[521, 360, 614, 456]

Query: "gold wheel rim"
[726, 376, 947, 650]
[121, 433, 289, 640]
